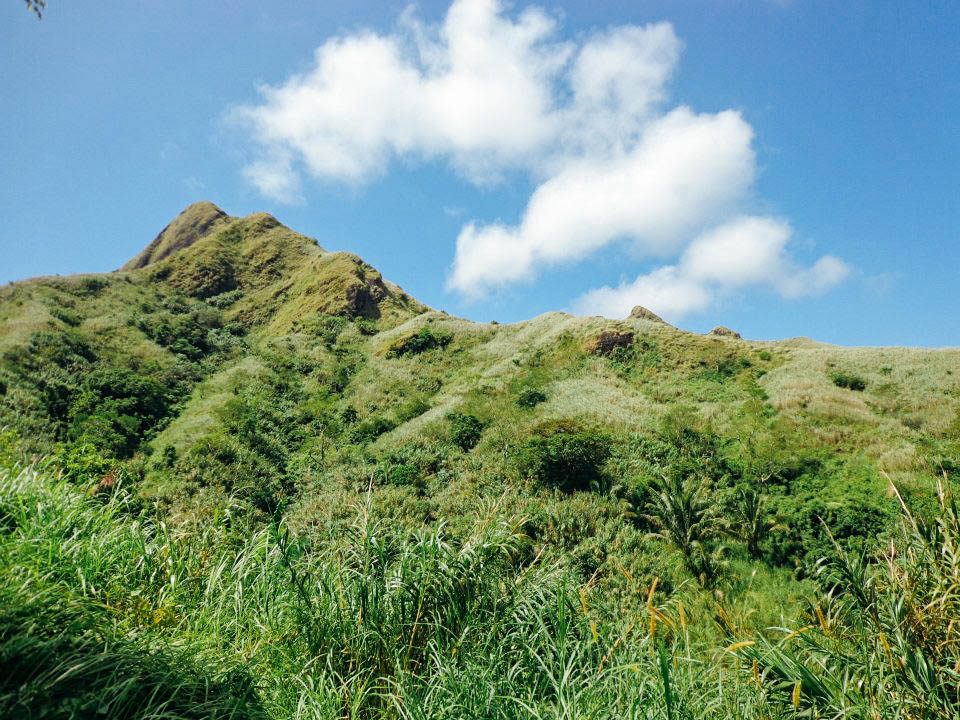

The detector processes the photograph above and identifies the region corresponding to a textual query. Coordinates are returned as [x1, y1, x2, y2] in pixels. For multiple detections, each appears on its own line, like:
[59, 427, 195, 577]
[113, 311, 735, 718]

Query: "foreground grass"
[0, 459, 763, 719]
[2, 455, 958, 719]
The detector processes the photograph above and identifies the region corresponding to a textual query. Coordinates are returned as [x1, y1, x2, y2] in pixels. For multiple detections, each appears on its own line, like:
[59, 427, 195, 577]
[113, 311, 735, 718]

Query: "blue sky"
[1, 1, 958, 346]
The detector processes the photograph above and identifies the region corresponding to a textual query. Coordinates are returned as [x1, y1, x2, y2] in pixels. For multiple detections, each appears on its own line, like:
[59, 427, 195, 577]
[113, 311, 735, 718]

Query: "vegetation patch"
[831, 369, 868, 391]
[447, 412, 484, 451]
[385, 326, 453, 357]
[583, 327, 634, 355]
[516, 386, 547, 408]
[515, 421, 611, 492]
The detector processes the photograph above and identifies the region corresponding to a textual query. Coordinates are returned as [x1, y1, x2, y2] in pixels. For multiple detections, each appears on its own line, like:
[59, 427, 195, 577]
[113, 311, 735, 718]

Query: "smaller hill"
[628, 305, 666, 323]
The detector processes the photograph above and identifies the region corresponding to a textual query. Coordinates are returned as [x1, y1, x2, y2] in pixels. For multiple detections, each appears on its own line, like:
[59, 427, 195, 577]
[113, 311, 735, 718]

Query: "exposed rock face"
[710, 326, 742, 339]
[583, 328, 635, 355]
[628, 305, 665, 323]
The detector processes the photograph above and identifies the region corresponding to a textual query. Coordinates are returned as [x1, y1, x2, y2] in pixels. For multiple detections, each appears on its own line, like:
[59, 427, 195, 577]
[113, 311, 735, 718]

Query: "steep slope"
[121, 200, 230, 270]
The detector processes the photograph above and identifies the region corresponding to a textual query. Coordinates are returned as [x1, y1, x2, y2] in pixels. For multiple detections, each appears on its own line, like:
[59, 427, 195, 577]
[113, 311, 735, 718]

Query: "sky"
[1, 1, 958, 346]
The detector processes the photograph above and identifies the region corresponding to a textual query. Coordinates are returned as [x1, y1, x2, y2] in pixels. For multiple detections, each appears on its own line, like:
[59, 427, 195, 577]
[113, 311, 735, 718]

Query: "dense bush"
[831, 369, 867, 391]
[515, 424, 611, 492]
[386, 326, 452, 357]
[447, 412, 484, 451]
[736, 482, 960, 719]
[516, 387, 547, 408]
[134, 302, 231, 361]
[349, 415, 396, 444]
[297, 314, 346, 345]
[68, 367, 172, 457]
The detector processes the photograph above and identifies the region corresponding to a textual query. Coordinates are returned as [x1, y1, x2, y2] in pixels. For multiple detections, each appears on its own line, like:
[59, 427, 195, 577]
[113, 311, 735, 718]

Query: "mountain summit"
[121, 201, 231, 270]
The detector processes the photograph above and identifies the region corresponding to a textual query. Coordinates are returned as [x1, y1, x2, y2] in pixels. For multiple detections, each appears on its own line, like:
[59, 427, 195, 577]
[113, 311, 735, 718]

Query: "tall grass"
[735, 475, 960, 719]
[0, 460, 770, 719]
[3, 457, 956, 719]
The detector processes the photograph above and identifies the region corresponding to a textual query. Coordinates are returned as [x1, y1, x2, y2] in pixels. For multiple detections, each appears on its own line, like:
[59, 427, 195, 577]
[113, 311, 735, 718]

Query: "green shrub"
[386, 326, 452, 357]
[298, 314, 346, 345]
[447, 412, 484, 451]
[831, 370, 867, 391]
[396, 397, 431, 423]
[67, 367, 172, 458]
[516, 387, 547, 408]
[49, 441, 117, 485]
[355, 318, 379, 336]
[515, 425, 611, 492]
[349, 415, 396, 444]
[49, 305, 81, 327]
[206, 288, 244, 309]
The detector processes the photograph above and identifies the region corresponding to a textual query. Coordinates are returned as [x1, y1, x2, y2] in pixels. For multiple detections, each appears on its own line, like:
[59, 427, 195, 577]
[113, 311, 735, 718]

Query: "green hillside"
[2, 203, 958, 718]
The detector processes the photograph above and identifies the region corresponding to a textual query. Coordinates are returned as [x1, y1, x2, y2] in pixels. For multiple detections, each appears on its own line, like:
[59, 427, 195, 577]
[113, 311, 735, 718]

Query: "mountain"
[1, 203, 959, 718]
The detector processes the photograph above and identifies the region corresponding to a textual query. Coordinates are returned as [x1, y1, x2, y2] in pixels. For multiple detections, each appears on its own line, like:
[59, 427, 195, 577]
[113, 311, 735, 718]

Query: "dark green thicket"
[447, 412, 484, 451]
[516, 386, 547, 408]
[515, 422, 612, 492]
[386, 326, 452, 357]
[831, 369, 868, 391]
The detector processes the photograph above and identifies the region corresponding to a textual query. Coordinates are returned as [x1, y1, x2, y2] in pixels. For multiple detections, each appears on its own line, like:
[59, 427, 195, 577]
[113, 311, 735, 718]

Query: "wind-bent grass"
[4, 457, 958, 719]
[736, 476, 960, 719]
[1, 460, 771, 719]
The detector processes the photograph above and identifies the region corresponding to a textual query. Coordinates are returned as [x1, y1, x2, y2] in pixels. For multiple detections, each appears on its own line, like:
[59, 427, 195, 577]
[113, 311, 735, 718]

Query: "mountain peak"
[121, 201, 230, 270]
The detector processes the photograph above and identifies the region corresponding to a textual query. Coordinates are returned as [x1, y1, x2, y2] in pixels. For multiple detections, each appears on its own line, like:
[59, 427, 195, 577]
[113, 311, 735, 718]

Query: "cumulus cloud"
[234, 0, 577, 192]
[447, 108, 756, 296]
[571, 217, 850, 321]
[232, 0, 850, 319]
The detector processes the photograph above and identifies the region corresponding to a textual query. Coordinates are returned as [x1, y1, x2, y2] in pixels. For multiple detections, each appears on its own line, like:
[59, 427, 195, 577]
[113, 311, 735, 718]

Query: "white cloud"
[573, 266, 713, 321]
[572, 216, 850, 322]
[447, 108, 756, 296]
[233, 0, 580, 194]
[232, 0, 850, 318]
[234, 0, 680, 194]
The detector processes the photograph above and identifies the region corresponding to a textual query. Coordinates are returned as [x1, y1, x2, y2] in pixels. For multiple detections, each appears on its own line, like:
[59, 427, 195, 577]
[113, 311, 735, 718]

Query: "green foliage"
[297, 314, 346, 345]
[1, 462, 783, 720]
[447, 412, 484, 451]
[643, 473, 726, 586]
[68, 367, 172, 457]
[831, 369, 867, 391]
[3, 205, 958, 719]
[735, 481, 960, 719]
[396, 397, 431, 423]
[355, 318, 379, 336]
[386, 326, 453, 357]
[49, 441, 117, 485]
[349, 415, 396, 444]
[516, 387, 547, 408]
[48, 305, 81, 327]
[515, 423, 611, 492]
[134, 299, 235, 361]
[165, 241, 239, 299]
[695, 354, 752, 383]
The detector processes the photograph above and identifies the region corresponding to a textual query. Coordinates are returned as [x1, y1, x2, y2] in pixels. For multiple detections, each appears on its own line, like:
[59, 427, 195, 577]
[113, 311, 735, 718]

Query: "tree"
[643, 472, 726, 586]
[730, 477, 779, 559]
